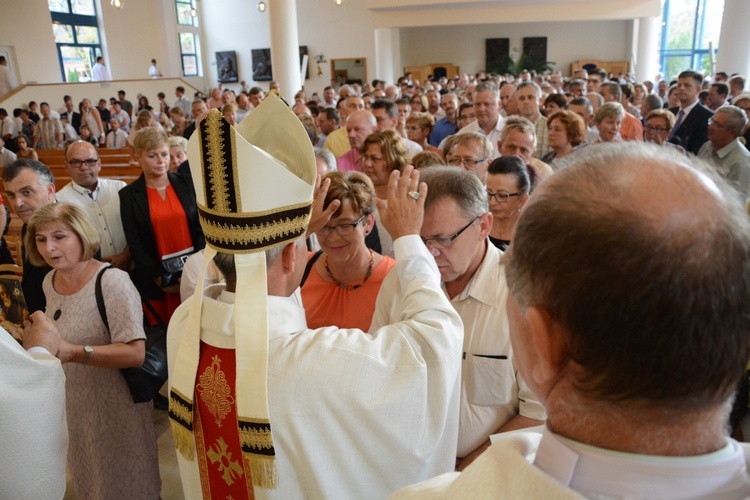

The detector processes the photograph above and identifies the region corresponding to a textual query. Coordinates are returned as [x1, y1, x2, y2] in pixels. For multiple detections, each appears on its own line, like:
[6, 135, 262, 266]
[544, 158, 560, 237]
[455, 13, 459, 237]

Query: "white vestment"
[168, 235, 463, 499]
[0, 331, 68, 500]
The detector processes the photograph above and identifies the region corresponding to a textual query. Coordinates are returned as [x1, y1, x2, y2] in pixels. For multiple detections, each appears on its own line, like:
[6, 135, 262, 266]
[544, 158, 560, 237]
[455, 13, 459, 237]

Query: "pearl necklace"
[325, 249, 374, 290]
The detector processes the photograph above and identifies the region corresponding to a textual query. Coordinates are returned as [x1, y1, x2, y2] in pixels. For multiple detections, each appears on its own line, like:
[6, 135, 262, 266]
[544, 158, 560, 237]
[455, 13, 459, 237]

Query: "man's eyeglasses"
[421, 215, 481, 250]
[68, 158, 99, 169]
[449, 157, 488, 168]
[318, 214, 367, 236]
[486, 190, 521, 203]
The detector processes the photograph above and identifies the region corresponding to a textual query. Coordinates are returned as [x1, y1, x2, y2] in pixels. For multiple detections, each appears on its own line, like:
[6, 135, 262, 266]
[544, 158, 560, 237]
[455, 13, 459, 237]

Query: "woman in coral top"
[301, 171, 395, 331]
[119, 127, 204, 323]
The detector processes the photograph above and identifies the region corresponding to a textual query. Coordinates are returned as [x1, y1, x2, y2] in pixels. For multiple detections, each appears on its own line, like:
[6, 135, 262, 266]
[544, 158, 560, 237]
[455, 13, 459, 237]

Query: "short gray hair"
[314, 147, 337, 173]
[453, 132, 493, 159]
[517, 81, 542, 98]
[595, 102, 625, 124]
[420, 166, 488, 220]
[500, 116, 537, 147]
[2, 159, 54, 186]
[474, 82, 499, 99]
[714, 105, 748, 136]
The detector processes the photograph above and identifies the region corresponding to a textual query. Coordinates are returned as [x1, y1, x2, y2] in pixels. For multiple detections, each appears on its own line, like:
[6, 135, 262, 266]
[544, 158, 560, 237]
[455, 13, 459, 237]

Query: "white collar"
[534, 427, 750, 498]
[679, 99, 699, 116]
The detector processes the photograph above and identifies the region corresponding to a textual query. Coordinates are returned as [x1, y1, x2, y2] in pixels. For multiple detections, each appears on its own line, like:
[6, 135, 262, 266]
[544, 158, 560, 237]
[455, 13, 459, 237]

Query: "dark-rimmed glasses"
[421, 215, 481, 250]
[68, 158, 99, 169]
[318, 214, 367, 237]
[486, 190, 521, 203]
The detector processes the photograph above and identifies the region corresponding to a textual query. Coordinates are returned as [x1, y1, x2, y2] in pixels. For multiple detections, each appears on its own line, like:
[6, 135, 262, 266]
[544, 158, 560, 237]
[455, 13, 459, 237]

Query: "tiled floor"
[63, 407, 185, 500]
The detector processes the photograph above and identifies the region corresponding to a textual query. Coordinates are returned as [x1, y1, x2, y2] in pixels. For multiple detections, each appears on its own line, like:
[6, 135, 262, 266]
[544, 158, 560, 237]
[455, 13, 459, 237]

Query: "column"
[268, 0, 302, 99]
[716, 0, 750, 78]
[635, 16, 660, 83]
[375, 28, 400, 85]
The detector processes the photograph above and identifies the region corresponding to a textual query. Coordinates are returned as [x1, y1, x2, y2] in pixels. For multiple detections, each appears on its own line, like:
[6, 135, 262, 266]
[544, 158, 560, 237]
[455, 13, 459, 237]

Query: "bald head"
[506, 143, 750, 410]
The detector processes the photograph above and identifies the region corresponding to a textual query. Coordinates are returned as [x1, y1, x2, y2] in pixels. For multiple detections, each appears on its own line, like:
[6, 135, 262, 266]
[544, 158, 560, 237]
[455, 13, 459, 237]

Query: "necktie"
[669, 109, 685, 141]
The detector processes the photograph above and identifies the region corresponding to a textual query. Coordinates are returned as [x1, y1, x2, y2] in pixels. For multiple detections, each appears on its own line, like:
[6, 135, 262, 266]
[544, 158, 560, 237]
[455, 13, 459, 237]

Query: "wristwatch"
[82, 345, 94, 364]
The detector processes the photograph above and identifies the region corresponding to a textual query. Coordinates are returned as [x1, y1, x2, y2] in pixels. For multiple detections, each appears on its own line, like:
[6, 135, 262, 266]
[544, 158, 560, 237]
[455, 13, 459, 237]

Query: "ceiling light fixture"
[111, 0, 124, 8]
[258, 2, 266, 12]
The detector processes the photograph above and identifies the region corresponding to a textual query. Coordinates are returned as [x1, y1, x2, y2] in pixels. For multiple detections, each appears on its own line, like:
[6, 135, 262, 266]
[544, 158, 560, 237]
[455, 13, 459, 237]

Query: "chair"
[0, 264, 23, 277]
[4, 238, 22, 268]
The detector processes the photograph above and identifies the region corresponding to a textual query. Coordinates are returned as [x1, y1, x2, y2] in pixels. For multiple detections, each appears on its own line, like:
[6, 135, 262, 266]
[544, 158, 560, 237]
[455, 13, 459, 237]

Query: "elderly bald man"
[393, 142, 750, 499]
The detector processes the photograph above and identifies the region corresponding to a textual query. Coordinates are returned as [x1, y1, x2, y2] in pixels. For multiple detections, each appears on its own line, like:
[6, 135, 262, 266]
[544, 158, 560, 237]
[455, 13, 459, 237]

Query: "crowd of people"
[3, 64, 750, 499]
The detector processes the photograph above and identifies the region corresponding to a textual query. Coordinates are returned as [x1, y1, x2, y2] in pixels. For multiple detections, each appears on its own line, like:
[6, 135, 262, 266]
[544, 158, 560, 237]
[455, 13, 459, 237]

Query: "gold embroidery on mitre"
[197, 355, 235, 427]
[205, 112, 231, 213]
[200, 213, 311, 247]
[206, 437, 244, 486]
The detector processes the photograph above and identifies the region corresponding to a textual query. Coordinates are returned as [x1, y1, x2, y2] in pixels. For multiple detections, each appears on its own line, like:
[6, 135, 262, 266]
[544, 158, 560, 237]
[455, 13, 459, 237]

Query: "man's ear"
[525, 306, 568, 386]
[477, 212, 493, 240]
[46, 182, 56, 201]
[280, 241, 298, 275]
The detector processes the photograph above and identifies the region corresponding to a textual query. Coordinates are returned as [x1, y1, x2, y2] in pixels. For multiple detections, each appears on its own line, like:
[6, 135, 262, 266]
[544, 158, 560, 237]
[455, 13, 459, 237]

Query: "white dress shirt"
[56, 178, 128, 259]
[456, 116, 506, 158]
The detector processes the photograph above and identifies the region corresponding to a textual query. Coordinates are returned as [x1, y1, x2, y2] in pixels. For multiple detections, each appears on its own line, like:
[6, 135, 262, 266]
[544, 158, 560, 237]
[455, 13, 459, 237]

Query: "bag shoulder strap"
[300, 249, 324, 287]
[94, 265, 114, 333]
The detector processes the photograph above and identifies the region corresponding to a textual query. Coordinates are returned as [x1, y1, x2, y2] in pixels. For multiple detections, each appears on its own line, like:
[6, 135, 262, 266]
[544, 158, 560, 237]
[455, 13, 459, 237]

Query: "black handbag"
[95, 266, 169, 404]
[161, 247, 194, 288]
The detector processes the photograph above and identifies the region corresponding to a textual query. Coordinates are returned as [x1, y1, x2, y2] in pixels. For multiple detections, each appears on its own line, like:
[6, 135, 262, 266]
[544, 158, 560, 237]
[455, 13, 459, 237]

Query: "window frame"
[175, 0, 198, 27]
[659, 0, 721, 77]
[49, 0, 103, 82]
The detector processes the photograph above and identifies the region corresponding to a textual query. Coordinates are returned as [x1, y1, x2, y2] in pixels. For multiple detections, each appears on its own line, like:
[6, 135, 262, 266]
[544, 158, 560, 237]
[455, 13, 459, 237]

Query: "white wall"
[201, 0, 376, 97]
[401, 20, 632, 77]
[0, 0, 203, 91]
[0, 0, 651, 101]
[0, 0, 61, 84]
[100, 0, 167, 81]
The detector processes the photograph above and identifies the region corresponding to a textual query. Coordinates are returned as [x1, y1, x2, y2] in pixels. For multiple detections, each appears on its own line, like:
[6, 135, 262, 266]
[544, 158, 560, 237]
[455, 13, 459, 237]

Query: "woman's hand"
[307, 175, 341, 236]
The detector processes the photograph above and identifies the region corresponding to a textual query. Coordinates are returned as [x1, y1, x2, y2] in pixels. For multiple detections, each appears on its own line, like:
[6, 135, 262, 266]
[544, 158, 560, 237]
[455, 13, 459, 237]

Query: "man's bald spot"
[530, 144, 726, 234]
[347, 109, 376, 128]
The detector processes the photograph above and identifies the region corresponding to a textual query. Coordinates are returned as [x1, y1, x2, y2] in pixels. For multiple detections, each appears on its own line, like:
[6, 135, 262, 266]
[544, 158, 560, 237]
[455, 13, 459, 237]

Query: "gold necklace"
[325, 249, 374, 290]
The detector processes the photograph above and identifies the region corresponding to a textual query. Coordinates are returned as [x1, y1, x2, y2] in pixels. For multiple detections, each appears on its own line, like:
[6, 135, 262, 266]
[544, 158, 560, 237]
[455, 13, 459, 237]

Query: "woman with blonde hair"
[406, 112, 439, 153]
[26, 202, 160, 499]
[410, 94, 428, 113]
[221, 103, 238, 126]
[360, 129, 408, 257]
[167, 135, 188, 173]
[119, 127, 204, 323]
[169, 106, 188, 137]
[594, 102, 626, 143]
[129, 110, 163, 142]
[80, 98, 104, 146]
[302, 171, 395, 330]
